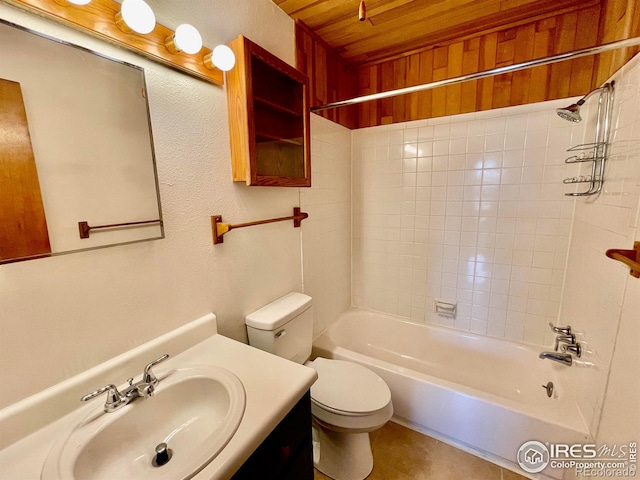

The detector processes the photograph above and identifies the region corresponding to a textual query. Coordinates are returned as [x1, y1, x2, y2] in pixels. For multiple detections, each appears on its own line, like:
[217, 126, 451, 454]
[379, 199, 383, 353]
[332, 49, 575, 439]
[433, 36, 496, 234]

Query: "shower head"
[556, 103, 582, 123]
[556, 83, 614, 123]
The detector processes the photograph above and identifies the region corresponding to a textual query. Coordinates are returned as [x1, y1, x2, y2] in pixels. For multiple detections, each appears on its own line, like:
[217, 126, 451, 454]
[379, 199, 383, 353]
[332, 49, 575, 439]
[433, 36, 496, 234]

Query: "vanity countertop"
[0, 319, 317, 479]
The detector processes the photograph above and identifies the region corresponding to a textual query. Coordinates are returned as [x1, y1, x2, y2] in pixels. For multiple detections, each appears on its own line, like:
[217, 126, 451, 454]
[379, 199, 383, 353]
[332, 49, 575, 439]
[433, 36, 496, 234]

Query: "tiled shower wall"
[352, 100, 587, 345]
[302, 115, 352, 336]
[560, 55, 640, 438]
[306, 55, 640, 442]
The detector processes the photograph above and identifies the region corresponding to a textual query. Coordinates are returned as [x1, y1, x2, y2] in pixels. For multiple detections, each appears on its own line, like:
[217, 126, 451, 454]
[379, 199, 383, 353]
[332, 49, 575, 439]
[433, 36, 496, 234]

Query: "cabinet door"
[0, 79, 51, 261]
[231, 392, 313, 480]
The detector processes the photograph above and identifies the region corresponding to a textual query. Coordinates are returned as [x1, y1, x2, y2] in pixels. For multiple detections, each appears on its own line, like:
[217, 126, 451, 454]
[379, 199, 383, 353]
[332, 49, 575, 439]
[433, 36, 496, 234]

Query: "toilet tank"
[245, 292, 313, 364]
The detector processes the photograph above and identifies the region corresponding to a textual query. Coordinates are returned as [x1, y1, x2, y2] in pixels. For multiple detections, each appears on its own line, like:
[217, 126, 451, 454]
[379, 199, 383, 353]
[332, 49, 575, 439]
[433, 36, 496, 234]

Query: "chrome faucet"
[81, 354, 169, 412]
[561, 343, 582, 358]
[548, 322, 572, 336]
[80, 384, 126, 412]
[142, 354, 169, 387]
[539, 351, 573, 366]
[554, 333, 576, 351]
[541, 323, 583, 366]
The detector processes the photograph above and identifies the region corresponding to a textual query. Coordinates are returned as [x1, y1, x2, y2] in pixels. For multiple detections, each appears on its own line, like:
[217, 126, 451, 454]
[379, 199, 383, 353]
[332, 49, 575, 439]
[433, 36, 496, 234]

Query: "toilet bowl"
[306, 358, 393, 480]
[245, 292, 393, 480]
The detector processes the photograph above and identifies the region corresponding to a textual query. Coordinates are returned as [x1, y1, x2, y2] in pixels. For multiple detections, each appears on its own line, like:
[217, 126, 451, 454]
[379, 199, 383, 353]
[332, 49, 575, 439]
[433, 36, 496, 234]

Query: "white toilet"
[245, 292, 393, 480]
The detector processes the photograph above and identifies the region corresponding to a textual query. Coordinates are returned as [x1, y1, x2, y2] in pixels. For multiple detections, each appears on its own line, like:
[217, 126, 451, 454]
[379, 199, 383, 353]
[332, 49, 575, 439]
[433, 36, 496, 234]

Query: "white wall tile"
[353, 100, 579, 346]
[303, 115, 352, 336]
[350, 57, 639, 446]
[558, 55, 640, 440]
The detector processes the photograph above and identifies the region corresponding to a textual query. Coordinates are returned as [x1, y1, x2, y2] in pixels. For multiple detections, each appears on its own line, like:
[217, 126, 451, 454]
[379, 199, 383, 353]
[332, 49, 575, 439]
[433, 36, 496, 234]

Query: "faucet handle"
[549, 322, 572, 335]
[81, 384, 125, 412]
[554, 333, 576, 351]
[137, 383, 155, 398]
[143, 354, 169, 386]
[561, 342, 582, 358]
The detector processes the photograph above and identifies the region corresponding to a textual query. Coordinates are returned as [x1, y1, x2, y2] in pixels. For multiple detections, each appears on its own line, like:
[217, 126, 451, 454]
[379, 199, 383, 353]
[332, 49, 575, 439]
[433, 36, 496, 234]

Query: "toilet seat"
[307, 358, 391, 416]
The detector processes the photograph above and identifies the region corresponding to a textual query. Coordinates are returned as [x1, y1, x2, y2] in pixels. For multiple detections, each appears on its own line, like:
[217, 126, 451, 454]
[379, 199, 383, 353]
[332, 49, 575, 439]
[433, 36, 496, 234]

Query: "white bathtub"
[312, 308, 589, 478]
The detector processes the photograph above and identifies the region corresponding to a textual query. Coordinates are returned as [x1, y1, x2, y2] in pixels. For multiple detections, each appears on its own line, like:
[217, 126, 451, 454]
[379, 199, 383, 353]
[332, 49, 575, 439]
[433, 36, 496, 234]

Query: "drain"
[152, 442, 173, 467]
[542, 381, 554, 398]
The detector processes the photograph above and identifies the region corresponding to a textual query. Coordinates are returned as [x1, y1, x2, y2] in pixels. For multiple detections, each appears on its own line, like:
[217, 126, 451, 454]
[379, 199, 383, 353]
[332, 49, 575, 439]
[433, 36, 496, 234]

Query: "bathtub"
[312, 308, 589, 479]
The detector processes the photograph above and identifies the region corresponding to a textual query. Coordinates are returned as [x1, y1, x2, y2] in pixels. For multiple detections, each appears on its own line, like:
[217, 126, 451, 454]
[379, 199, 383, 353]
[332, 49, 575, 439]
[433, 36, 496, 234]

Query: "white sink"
[41, 365, 246, 480]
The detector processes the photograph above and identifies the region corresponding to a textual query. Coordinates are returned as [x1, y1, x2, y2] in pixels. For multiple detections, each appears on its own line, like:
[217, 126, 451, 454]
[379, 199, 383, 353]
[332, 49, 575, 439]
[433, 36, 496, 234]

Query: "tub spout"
[539, 351, 573, 366]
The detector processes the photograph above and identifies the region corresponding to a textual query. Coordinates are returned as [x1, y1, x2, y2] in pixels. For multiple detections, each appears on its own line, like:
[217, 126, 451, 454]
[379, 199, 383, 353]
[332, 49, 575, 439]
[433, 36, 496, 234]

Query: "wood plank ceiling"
[273, 0, 598, 66]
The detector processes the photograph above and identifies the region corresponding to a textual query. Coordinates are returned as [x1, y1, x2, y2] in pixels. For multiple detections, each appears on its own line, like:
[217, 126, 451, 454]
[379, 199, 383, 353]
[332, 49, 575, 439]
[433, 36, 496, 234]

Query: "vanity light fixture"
[165, 24, 202, 55]
[204, 44, 236, 72]
[7, 0, 226, 85]
[115, 0, 156, 35]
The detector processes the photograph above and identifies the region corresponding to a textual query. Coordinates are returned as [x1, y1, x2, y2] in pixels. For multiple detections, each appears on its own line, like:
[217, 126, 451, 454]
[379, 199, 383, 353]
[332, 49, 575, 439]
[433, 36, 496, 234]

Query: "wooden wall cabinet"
[226, 35, 311, 187]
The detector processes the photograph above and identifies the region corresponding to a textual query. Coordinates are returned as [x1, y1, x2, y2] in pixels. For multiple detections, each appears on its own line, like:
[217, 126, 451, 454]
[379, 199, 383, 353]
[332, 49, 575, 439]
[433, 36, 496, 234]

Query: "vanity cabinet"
[231, 392, 313, 480]
[225, 35, 311, 187]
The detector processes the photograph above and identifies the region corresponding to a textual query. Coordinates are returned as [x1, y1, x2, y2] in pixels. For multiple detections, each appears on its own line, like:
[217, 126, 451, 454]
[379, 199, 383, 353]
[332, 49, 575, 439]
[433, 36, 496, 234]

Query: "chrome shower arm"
[577, 86, 608, 106]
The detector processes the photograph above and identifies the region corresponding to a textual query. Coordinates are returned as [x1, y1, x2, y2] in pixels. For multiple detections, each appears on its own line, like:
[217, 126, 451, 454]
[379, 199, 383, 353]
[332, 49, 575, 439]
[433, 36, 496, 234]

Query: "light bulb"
[166, 24, 203, 55]
[204, 45, 235, 72]
[115, 0, 156, 35]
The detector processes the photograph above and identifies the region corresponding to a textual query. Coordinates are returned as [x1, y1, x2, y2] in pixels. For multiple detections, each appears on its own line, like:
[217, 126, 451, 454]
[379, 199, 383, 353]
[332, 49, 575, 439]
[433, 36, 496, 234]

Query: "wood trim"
[310, 0, 593, 65]
[350, 5, 608, 127]
[295, 22, 358, 129]
[594, 0, 640, 86]
[291, 0, 640, 129]
[356, 1, 601, 68]
[296, 20, 333, 58]
[226, 36, 251, 183]
[226, 35, 311, 187]
[3, 0, 224, 85]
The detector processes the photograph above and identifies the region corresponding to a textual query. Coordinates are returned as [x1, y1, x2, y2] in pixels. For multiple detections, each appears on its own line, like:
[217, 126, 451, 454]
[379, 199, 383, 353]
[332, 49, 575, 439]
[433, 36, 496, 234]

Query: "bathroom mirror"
[0, 19, 163, 264]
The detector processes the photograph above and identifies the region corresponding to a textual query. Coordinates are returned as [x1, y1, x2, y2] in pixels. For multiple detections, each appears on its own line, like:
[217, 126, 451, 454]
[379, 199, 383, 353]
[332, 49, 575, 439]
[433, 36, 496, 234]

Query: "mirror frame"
[0, 18, 164, 265]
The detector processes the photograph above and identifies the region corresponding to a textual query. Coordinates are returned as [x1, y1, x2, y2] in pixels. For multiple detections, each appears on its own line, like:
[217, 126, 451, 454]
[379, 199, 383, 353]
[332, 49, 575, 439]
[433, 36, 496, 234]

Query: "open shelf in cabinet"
[254, 96, 303, 117]
[225, 35, 310, 187]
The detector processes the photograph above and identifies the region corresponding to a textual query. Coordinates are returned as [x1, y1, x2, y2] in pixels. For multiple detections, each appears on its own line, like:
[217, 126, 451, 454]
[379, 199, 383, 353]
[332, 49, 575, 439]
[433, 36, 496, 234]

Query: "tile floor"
[314, 421, 529, 480]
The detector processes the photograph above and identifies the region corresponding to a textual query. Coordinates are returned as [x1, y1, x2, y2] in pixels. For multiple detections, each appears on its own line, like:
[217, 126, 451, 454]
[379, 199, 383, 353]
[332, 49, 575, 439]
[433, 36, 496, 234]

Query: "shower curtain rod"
[311, 36, 640, 112]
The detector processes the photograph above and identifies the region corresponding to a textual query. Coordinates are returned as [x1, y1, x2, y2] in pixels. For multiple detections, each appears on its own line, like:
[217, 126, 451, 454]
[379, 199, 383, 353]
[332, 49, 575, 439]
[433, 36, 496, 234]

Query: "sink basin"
[42, 365, 246, 480]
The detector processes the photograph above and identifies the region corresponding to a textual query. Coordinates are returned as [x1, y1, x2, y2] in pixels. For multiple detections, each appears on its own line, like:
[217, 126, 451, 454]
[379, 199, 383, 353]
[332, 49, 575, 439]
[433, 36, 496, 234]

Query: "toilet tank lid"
[245, 292, 312, 330]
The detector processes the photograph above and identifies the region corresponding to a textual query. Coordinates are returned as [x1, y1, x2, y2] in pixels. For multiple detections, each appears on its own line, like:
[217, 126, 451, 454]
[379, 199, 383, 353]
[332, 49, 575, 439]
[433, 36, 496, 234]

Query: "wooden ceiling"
[273, 0, 598, 65]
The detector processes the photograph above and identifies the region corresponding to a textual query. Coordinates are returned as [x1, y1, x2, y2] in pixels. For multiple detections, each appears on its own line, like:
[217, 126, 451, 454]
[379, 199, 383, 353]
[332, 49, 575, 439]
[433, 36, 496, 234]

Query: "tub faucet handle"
[549, 322, 572, 336]
[554, 333, 576, 351]
[561, 342, 582, 358]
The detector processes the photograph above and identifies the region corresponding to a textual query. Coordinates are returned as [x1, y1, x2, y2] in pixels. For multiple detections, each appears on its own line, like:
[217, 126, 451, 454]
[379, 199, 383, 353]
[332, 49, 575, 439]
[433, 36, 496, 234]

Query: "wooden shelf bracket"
[211, 207, 308, 244]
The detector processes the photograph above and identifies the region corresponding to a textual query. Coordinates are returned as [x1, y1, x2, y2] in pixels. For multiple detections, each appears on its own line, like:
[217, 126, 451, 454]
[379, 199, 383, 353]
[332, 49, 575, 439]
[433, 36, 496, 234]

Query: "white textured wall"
[301, 115, 352, 336]
[0, 0, 299, 409]
[352, 102, 584, 345]
[561, 54, 640, 439]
